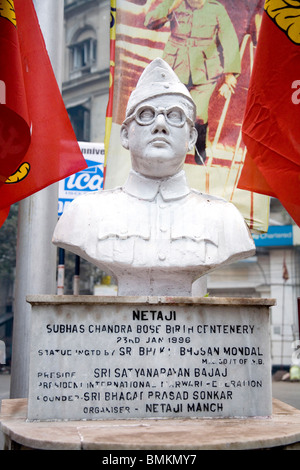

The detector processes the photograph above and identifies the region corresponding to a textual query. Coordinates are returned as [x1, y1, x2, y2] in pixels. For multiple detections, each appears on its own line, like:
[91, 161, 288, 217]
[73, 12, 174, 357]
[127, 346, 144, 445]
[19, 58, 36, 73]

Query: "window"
[68, 105, 90, 142]
[69, 37, 97, 73]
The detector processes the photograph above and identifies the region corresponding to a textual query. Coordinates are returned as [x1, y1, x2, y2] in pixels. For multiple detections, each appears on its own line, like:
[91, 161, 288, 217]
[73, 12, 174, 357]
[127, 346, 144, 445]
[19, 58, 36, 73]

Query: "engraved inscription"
[27, 302, 272, 420]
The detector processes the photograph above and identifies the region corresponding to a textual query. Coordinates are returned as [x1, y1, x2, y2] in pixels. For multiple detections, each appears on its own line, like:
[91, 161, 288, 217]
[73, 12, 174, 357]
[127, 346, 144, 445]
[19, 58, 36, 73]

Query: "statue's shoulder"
[55, 187, 123, 228]
[53, 187, 125, 248]
[81, 186, 123, 200]
[188, 189, 255, 254]
[189, 189, 247, 222]
[190, 189, 228, 204]
[68, 187, 124, 211]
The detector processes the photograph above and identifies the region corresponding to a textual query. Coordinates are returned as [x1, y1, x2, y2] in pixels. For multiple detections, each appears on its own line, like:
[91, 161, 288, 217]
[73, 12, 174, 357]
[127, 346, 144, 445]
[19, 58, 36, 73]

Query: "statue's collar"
[123, 169, 191, 201]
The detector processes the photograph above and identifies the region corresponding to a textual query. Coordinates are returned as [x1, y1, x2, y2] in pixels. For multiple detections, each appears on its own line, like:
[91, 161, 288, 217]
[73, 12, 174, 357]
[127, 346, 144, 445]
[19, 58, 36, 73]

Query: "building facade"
[63, 0, 110, 143]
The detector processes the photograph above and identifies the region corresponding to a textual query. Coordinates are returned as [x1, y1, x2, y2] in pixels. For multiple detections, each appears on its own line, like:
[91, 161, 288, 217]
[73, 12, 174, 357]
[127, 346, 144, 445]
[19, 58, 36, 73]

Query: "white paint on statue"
[52, 58, 255, 296]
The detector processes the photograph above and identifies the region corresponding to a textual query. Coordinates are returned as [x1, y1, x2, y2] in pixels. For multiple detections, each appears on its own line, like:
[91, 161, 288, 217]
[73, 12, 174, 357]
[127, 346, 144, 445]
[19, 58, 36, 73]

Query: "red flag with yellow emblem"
[0, 0, 87, 225]
[238, 0, 300, 226]
[0, 0, 30, 184]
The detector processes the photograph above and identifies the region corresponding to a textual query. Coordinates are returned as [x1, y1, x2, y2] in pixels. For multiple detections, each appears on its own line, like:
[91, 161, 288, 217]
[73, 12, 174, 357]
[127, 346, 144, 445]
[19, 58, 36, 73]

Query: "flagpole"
[10, 0, 64, 399]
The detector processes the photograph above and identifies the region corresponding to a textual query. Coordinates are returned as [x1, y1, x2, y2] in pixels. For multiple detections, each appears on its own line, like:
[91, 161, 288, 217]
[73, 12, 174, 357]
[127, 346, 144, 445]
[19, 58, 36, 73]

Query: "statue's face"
[121, 95, 197, 179]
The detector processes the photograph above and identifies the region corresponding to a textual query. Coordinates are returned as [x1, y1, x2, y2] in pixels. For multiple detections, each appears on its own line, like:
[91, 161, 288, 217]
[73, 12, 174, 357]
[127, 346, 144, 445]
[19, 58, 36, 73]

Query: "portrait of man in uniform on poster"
[144, 0, 241, 165]
[104, 0, 269, 235]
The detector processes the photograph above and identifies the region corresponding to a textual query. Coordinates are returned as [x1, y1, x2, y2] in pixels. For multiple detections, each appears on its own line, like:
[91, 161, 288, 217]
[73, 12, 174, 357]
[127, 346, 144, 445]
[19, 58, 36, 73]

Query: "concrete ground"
[0, 373, 299, 450]
[0, 372, 10, 402]
[0, 373, 10, 450]
[272, 380, 300, 410]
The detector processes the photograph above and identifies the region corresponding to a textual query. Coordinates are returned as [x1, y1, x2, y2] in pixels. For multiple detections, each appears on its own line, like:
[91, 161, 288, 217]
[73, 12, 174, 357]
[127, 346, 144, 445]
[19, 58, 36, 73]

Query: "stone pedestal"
[2, 398, 300, 450]
[26, 295, 275, 421]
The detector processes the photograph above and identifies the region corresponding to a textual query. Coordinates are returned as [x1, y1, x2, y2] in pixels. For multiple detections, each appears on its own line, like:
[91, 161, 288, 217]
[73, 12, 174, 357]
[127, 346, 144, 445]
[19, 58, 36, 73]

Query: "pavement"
[0, 372, 10, 402]
[0, 372, 10, 450]
[0, 372, 299, 450]
[272, 379, 300, 410]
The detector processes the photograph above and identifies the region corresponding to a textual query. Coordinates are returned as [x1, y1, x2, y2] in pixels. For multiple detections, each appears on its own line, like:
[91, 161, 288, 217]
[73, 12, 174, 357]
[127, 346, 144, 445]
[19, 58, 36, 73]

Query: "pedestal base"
[26, 295, 275, 420]
[1, 398, 300, 450]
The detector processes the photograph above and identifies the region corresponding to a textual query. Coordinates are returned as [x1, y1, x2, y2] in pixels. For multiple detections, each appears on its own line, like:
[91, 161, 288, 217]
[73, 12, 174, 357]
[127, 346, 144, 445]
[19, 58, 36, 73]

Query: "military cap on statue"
[126, 57, 196, 119]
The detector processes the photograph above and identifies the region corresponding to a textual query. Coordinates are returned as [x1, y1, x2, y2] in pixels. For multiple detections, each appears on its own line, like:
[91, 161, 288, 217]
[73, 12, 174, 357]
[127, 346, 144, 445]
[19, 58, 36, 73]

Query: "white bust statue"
[53, 58, 255, 296]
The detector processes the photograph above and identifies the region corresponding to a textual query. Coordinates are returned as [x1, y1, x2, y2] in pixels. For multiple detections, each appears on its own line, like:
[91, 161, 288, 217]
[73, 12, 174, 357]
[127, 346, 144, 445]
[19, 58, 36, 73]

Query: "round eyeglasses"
[124, 105, 193, 128]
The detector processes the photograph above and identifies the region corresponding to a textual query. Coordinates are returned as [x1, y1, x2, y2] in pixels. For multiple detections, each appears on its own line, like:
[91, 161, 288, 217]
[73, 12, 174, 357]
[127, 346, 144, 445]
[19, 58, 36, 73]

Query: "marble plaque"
[27, 296, 274, 421]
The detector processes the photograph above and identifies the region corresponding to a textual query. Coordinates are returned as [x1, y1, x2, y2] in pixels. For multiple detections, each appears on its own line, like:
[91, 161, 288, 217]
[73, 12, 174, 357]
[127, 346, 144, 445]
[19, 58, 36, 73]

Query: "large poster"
[105, 0, 269, 232]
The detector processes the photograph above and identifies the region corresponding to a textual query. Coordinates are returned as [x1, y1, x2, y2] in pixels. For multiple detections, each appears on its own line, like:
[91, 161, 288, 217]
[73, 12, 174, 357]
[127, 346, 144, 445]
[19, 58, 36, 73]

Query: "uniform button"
[159, 203, 167, 209]
[160, 226, 167, 232]
[158, 252, 166, 261]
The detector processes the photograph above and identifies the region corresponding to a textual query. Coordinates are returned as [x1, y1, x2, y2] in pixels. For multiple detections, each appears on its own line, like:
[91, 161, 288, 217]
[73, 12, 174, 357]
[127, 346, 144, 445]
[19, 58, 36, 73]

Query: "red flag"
[0, 206, 10, 226]
[0, 0, 31, 184]
[0, 0, 87, 223]
[238, 0, 300, 226]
